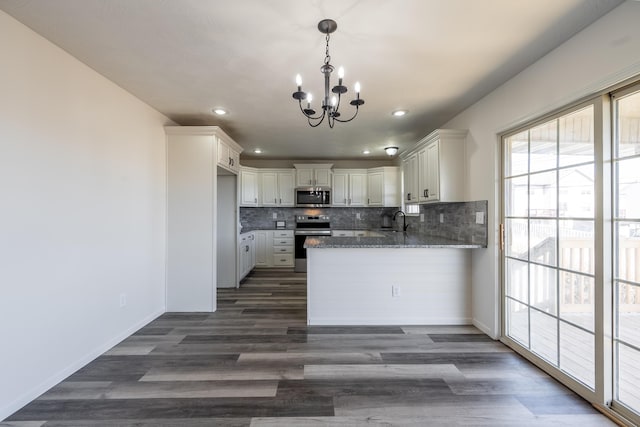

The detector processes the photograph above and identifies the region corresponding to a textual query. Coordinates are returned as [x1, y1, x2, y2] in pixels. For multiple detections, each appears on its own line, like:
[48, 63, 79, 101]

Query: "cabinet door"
[217, 139, 229, 169]
[426, 141, 440, 201]
[249, 234, 256, 270]
[417, 147, 429, 202]
[315, 168, 332, 187]
[254, 231, 270, 267]
[229, 149, 239, 173]
[349, 173, 368, 206]
[260, 172, 278, 206]
[296, 169, 314, 186]
[278, 171, 295, 206]
[403, 154, 418, 203]
[367, 172, 383, 206]
[332, 172, 348, 206]
[240, 169, 258, 206]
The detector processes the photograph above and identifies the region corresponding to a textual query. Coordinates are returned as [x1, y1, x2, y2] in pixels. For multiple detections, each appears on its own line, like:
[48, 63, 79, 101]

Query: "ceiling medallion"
[292, 19, 364, 128]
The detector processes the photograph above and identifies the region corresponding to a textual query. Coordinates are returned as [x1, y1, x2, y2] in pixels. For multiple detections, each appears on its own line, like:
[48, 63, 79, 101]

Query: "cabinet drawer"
[273, 230, 293, 238]
[273, 245, 292, 254]
[273, 254, 293, 266]
[273, 237, 293, 246]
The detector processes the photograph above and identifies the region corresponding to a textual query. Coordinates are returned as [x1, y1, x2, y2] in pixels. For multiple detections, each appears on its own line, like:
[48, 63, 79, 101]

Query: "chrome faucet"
[393, 210, 409, 232]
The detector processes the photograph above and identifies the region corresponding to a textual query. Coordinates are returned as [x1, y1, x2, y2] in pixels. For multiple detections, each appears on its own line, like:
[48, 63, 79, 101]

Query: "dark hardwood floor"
[3, 268, 616, 426]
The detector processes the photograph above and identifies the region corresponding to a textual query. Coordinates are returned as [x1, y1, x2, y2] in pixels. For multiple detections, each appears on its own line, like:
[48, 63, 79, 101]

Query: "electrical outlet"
[356, 212, 361, 220]
[392, 285, 400, 297]
[272, 212, 278, 219]
[475, 212, 485, 224]
[119, 293, 127, 307]
[420, 213, 424, 222]
[439, 213, 444, 223]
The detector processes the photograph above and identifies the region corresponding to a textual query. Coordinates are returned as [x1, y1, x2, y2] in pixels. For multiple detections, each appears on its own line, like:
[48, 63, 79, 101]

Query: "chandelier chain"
[324, 33, 331, 65]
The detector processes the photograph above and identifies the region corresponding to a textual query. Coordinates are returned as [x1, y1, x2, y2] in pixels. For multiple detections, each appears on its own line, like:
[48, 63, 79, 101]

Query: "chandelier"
[292, 19, 364, 128]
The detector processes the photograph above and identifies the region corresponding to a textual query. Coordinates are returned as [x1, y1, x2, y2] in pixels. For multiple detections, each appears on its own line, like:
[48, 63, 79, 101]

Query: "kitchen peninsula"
[305, 231, 485, 326]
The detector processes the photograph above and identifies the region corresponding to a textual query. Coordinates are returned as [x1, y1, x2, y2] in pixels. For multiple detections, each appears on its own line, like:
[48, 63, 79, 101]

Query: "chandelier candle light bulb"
[292, 19, 364, 128]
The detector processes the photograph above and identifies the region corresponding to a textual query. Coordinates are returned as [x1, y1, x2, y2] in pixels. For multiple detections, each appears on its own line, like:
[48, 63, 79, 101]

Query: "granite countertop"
[304, 232, 485, 249]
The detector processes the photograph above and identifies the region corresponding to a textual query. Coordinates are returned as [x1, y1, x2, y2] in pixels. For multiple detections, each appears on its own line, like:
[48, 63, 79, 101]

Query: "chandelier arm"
[308, 110, 327, 127]
[298, 100, 324, 120]
[332, 106, 360, 123]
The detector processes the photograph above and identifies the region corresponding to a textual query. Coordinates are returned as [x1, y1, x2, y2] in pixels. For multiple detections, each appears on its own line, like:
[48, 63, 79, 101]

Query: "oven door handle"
[295, 230, 332, 236]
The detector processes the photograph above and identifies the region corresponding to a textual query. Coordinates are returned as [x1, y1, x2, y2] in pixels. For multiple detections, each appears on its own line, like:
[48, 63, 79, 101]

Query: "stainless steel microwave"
[295, 187, 331, 207]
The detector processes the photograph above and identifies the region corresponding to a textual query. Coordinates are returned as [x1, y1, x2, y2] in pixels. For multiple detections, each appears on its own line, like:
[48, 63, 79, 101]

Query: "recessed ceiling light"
[392, 110, 407, 117]
[362, 150, 370, 155]
[212, 108, 228, 115]
[254, 149, 262, 154]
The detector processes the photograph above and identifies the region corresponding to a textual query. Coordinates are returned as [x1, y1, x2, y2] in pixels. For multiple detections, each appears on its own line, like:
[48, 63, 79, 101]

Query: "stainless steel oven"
[294, 215, 331, 272]
[295, 187, 331, 207]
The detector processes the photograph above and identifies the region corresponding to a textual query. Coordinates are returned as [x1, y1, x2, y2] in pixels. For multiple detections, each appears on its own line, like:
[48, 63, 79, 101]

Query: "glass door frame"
[499, 95, 614, 412]
[610, 82, 640, 424]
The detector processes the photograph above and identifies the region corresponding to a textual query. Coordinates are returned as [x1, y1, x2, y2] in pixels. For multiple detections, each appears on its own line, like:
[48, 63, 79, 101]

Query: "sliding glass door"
[612, 85, 640, 417]
[503, 103, 597, 390]
[502, 84, 640, 424]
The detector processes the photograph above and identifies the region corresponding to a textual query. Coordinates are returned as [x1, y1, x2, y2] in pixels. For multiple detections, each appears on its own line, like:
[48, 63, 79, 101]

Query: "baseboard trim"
[0, 308, 164, 421]
[472, 318, 497, 339]
[307, 317, 472, 326]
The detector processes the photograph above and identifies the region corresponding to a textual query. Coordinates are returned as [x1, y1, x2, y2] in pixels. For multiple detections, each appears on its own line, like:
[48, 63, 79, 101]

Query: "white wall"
[307, 248, 471, 325]
[0, 10, 170, 419]
[444, 1, 640, 338]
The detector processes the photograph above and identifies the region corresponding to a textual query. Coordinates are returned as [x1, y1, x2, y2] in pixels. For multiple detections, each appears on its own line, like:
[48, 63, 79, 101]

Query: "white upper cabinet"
[426, 141, 441, 201]
[402, 153, 418, 204]
[240, 166, 259, 206]
[217, 136, 240, 174]
[294, 163, 333, 187]
[401, 129, 467, 204]
[367, 167, 400, 207]
[332, 169, 367, 207]
[260, 169, 295, 206]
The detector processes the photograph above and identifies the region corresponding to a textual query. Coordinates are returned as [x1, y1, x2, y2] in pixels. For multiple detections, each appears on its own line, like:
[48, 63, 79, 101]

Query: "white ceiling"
[0, 0, 623, 159]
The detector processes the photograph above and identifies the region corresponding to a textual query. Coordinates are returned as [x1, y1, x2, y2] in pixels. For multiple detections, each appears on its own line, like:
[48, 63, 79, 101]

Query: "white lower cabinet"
[239, 232, 256, 280]
[254, 229, 294, 267]
[254, 230, 269, 267]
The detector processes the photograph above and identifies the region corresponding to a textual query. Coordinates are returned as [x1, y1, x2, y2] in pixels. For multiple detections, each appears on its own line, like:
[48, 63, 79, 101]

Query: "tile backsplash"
[240, 206, 399, 231]
[240, 200, 488, 246]
[405, 200, 488, 245]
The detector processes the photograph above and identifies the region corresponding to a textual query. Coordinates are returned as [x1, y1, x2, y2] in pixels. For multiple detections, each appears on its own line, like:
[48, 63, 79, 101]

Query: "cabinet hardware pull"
[499, 223, 505, 251]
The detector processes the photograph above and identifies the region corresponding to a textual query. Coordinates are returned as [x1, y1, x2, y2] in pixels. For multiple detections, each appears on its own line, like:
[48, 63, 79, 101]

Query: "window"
[504, 104, 596, 389]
